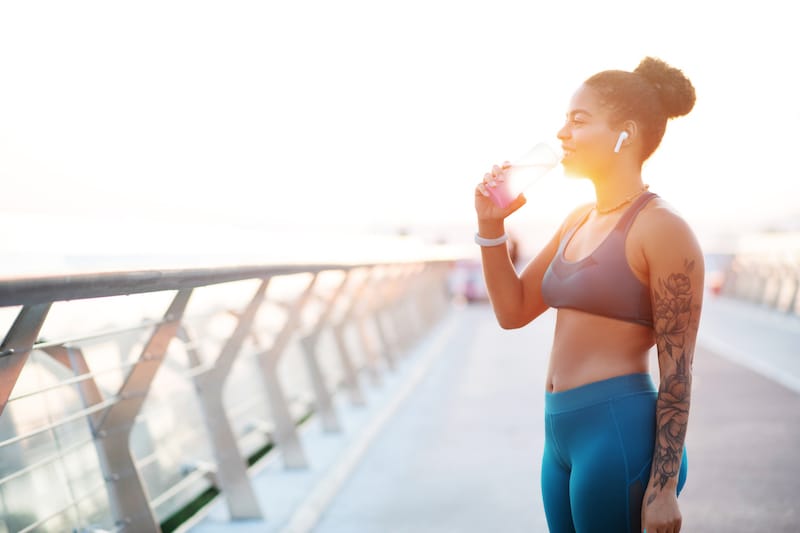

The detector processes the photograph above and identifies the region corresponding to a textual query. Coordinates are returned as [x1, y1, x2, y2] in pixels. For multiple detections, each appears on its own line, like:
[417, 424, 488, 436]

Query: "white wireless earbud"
[614, 131, 629, 153]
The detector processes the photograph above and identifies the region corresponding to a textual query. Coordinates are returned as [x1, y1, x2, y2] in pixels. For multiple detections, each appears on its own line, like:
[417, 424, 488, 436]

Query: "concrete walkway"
[189, 295, 800, 533]
[310, 303, 551, 533]
[683, 295, 800, 531]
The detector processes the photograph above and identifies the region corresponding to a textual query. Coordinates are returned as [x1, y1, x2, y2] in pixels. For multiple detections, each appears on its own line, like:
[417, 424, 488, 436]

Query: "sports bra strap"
[617, 191, 658, 233]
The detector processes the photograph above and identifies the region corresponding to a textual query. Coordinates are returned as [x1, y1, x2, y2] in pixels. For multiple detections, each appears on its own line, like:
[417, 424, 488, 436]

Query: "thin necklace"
[594, 184, 650, 215]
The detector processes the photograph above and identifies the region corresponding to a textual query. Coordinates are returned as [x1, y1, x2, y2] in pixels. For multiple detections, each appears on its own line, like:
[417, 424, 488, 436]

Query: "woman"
[474, 57, 702, 533]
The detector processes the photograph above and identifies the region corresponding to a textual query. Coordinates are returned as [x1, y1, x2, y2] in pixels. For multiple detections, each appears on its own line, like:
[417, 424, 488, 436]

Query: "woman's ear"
[613, 120, 637, 153]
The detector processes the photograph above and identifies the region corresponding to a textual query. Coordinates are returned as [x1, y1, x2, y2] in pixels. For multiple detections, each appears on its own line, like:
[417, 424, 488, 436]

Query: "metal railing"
[712, 231, 800, 316]
[0, 258, 455, 532]
[719, 255, 800, 315]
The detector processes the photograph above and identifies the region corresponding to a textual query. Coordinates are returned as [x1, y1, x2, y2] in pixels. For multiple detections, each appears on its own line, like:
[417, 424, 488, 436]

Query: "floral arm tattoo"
[647, 258, 699, 504]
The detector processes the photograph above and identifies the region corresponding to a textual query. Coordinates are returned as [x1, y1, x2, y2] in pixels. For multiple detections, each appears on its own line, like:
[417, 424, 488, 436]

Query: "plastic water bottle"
[487, 142, 562, 209]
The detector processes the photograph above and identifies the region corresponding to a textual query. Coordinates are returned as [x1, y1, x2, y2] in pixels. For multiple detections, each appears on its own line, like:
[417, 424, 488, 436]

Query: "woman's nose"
[557, 124, 570, 140]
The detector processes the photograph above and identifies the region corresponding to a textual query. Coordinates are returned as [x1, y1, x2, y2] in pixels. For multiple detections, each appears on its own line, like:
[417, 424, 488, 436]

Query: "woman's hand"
[642, 489, 682, 533]
[474, 162, 527, 222]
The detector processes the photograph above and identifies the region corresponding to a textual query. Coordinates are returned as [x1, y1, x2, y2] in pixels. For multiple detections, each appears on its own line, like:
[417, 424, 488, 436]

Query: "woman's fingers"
[486, 160, 510, 186]
[491, 164, 507, 182]
[476, 162, 514, 212]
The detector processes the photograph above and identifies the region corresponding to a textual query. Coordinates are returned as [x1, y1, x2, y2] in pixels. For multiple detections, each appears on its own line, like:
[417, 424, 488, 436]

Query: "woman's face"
[557, 84, 620, 179]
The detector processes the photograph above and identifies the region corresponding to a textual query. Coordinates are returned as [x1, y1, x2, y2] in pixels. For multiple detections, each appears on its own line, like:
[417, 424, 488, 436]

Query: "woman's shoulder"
[639, 195, 694, 235]
[636, 194, 703, 260]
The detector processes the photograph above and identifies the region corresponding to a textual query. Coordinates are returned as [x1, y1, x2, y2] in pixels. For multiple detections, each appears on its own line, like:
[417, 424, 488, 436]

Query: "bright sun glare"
[0, 0, 798, 263]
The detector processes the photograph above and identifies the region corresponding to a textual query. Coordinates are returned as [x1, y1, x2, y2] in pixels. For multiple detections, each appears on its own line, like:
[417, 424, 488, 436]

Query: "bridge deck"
[188, 295, 800, 533]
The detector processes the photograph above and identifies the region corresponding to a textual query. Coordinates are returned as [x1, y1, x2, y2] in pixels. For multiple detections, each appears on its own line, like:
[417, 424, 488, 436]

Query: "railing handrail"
[0, 257, 457, 307]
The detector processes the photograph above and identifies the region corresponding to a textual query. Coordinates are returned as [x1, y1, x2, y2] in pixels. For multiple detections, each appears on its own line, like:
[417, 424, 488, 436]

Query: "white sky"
[1, 0, 798, 258]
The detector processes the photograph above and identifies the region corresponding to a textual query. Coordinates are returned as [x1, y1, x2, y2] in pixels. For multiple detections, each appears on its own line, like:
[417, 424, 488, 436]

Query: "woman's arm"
[641, 209, 705, 532]
[477, 216, 561, 329]
[474, 166, 590, 329]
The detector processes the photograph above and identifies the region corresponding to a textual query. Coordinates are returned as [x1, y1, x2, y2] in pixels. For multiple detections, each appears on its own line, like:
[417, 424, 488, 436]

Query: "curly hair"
[584, 57, 696, 161]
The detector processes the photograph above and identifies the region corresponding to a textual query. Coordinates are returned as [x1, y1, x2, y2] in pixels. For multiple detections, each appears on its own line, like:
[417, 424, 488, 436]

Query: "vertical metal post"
[41, 345, 105, 428]
[0, 304, 51, 416]
[380, 266, 413, 359]
[788, 271, 800, 316]
[91, 289, 192, 533]
[389, 266, 418, 353]
[761, 265, 778, 308]
[371, 268, 398, 371]
[398, 264, 426, 350]
[719, 260, 736, 297]
[299, 271, 350, 433]
[356, 269, 383, 385]
[0, 305, 48, 529]
[331, 271, 370, 407]
[432, 262, 452, 318]
[753, 264, 769, 304]
[43, 345, 159, 528]
[409, 264, 431, 338]
[737, 260, 752, 300]
[178, 279, 269, 520]
[403, 265, 427, 345]
[255, 274, 318, 469]
[414, 264, 438, 328]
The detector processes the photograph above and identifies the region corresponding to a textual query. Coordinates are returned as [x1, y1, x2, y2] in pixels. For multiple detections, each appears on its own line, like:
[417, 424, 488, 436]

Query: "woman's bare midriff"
[546, 308, 655, 393]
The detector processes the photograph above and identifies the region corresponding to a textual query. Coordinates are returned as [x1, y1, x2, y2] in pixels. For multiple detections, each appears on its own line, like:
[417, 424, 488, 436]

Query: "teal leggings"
[541, 373, 687, 533]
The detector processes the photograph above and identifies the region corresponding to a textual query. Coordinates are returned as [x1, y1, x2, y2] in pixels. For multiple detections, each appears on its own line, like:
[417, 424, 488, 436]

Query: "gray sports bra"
[541, 192, 657, 327]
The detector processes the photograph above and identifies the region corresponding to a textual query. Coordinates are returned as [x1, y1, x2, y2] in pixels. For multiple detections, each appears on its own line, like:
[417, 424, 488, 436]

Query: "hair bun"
[634, 57, 696, 119]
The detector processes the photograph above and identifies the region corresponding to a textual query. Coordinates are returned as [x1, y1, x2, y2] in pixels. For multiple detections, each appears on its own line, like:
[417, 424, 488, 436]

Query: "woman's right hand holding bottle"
[474, 161, 527, 222]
